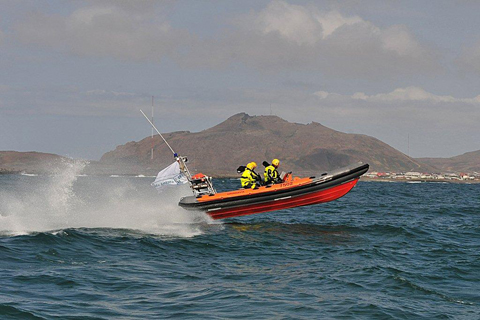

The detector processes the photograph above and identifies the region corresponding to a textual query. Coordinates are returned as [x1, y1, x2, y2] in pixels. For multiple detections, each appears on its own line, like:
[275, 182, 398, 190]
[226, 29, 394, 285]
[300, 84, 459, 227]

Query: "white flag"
[151, 162, 188, 191]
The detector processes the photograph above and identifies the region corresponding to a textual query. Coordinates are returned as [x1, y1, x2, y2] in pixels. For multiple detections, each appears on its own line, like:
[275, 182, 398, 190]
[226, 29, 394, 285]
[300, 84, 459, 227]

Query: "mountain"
[0, 151, 68, 174]
[99, 113, 436, 176]
[417, 150, 480, 173]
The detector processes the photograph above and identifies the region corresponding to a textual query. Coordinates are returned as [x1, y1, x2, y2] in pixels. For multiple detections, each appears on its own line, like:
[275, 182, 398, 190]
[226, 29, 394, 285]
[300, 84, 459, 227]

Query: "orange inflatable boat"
[179, 162, 369, 220]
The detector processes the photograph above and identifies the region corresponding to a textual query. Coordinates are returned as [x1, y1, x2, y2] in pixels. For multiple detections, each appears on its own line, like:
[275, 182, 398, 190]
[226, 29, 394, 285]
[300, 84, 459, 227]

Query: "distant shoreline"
[3, 171, 479, 184]
[360, 177, 480, 184]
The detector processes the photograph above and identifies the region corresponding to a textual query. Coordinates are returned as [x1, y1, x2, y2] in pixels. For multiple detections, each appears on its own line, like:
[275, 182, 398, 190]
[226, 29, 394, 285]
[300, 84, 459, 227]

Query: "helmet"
[247, 162, 257, 170]
[272, 159, 280, 167]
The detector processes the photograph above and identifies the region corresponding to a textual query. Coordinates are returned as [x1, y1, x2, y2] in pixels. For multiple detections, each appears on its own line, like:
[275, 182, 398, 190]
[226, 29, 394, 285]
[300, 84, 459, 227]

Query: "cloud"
[314, 91, 330, 99]
[11, 0, 438, 78]
[309, 87, 480, 136]
[315, 86, 480, 104]
[352, 87, 456, 103]
[180, 0, 438, 77]
[13, 2, 189, 62]
[252, 2, 363, 45]
[253, 1, 324, 45]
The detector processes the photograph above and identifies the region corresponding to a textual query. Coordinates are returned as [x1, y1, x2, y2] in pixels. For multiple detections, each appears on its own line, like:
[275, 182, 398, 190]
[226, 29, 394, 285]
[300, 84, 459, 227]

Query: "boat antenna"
[140, 109, 193, 180]
[140, 109, 217, 195]
[151, 96, 154, 160]
[140, 109, 176, 155]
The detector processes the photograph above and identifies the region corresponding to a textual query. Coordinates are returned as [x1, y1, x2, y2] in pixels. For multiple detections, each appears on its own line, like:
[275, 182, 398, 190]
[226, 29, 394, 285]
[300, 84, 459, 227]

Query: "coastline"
[3, 170, 479, 184]
[360, 176, 480, 184]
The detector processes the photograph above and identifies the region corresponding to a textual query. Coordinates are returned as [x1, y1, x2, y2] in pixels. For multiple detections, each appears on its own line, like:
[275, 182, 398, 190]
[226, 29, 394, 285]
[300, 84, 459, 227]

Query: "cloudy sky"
[1, 0, 480, 159]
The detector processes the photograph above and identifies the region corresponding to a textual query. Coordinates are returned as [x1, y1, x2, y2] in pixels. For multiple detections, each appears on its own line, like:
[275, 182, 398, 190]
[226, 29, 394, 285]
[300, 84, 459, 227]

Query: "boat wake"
[0, 162, 217, 237]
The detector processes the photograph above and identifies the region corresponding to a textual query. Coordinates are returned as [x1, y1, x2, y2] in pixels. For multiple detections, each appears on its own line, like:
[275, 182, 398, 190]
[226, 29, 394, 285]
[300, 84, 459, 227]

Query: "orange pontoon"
[179, 162, 369, 220]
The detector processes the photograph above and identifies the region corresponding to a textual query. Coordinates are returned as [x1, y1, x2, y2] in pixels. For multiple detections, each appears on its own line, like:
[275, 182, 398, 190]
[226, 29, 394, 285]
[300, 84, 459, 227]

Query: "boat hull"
[207, 178, 359, 219]
[178, 162, 369, 220]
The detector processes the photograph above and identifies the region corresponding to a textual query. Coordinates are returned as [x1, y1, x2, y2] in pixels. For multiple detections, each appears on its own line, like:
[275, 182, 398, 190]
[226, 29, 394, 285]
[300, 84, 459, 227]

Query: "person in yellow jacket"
[241, 162, 261, 189]
[264, 159, 282, 185]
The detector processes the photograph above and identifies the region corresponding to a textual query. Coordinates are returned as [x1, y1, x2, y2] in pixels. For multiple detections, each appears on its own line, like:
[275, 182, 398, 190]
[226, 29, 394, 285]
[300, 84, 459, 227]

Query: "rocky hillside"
[100, 113, 436, 176]
[417, 150, 480, 173]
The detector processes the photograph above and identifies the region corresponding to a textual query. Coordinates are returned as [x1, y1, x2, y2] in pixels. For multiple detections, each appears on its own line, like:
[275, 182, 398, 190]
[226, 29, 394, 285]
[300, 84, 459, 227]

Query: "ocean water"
[0, 164, 479, 319]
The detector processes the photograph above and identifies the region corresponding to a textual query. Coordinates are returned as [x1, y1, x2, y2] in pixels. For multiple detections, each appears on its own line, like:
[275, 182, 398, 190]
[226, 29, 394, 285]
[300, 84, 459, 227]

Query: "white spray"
[0, 161, 218, 237]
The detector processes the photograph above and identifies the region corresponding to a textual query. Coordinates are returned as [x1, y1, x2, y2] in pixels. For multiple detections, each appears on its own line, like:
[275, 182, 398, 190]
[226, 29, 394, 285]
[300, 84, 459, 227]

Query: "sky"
[1, 0, 480, 160]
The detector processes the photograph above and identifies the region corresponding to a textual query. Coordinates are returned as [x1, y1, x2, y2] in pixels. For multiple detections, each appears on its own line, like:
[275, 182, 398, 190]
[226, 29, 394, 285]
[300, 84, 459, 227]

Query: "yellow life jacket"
[264, 165, 279, 184]
[241, 168, 259, 188]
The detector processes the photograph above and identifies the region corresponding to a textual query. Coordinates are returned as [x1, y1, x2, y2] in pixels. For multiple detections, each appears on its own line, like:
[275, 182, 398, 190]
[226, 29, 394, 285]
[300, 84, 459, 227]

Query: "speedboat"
[179, 162, 369, 219]
[140, 110, 369, 220]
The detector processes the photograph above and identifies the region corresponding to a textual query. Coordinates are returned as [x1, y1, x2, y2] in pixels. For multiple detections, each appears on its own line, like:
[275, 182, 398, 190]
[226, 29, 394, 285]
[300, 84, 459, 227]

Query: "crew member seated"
[264, 158, 282, 185]
[241, 162, 261, 189]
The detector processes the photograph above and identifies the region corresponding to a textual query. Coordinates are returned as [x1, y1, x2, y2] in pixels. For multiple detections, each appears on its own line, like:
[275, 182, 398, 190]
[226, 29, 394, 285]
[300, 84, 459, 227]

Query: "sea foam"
[0, 161, 216, 237]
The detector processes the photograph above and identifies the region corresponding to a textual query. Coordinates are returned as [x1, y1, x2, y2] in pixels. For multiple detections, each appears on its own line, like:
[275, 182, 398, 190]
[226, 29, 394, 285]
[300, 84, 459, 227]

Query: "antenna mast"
[140, 110, 216, 195]
[408, 134, 410, 157]
[141, 109, 176, 155]
[151, 96, 154, 160]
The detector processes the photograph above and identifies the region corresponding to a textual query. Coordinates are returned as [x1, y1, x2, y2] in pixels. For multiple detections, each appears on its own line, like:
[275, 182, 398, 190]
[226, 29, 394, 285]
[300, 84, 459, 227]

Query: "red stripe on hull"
[208, 178, 359, 220]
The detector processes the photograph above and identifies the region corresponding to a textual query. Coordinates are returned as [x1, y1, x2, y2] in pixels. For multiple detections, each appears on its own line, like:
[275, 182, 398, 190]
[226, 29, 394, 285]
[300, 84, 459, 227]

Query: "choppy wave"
[0, 177, 479, 319]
